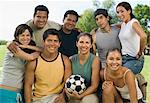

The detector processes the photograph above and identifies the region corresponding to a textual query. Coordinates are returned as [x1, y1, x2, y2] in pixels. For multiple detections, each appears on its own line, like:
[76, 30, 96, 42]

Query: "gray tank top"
[0, 51, 27, 89]
[96, 26, 121, 68]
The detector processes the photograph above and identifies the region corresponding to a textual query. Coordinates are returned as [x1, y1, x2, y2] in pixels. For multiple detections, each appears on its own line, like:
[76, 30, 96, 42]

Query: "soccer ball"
[65, 74, 86, 95]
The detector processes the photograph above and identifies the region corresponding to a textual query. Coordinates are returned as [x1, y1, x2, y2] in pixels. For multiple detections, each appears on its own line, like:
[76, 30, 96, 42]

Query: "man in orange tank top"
[24, 29, 72, 103]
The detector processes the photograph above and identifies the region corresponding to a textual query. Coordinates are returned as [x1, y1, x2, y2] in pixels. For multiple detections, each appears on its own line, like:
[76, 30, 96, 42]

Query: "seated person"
[102, 48, 143, 103]
[66, 33, 100, 103]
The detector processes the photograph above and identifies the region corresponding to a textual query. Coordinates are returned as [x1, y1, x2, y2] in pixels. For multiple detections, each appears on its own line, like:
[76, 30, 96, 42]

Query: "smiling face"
[63, 14, 77, 31]
[43, 35, 61, 54]
[33, 10, 48, 29]
[18, 29, 31, 45]
[76, 35, 92, 55]
[116, 6, 131, 23]
[106, 50, 122, 71]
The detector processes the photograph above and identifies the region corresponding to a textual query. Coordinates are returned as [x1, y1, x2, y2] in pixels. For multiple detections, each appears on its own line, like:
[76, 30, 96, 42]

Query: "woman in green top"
[66, 33, 100, 103]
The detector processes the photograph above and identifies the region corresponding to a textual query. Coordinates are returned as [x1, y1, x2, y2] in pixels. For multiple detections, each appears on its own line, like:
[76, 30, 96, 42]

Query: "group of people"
[0, 1, 147, 103]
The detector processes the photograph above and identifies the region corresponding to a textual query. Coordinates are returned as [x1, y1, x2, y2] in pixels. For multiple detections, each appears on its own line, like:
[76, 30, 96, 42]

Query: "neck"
[125, 15, 131, 23]
[106, 67, 122, 79]
[79, 52, 90, 64]
[41, 51, 58, 61]
[62, 26, 72, 34]
[101, 24, 111, 33]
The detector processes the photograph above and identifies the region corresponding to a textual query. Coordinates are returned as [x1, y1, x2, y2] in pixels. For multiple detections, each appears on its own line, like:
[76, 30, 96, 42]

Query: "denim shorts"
[0, 88, 23, 103]
[122, 54, 144, 74]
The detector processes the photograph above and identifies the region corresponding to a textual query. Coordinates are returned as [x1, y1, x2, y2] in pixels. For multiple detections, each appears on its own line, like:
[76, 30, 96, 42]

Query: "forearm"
[80, 85, 98, 98]
[27, 45, 42, 52]
[140, 36, 147, 53]
[19, 45, 42, 52]
[24, 85, 32, 103]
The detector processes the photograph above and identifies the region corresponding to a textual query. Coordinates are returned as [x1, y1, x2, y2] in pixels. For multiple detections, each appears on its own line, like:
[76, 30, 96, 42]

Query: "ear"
[42, 40, 45, 47]
[76, 41, 78, 47]
[16, 36, 19, 41]
[107, 16, 109, 21]
[128, 9, 131, 15]
[58, 42, 61, 47]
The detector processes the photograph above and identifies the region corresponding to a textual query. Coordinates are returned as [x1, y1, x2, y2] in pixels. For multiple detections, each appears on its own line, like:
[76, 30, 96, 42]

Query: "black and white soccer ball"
[65, 74, 86, 95]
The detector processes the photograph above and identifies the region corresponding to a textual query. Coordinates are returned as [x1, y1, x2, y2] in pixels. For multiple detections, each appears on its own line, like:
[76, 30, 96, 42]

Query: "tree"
[93, 0, 118, 24]
[76, 0, 117, 32]
[76, 9, 97, 32]
[134, 4, 150, 46]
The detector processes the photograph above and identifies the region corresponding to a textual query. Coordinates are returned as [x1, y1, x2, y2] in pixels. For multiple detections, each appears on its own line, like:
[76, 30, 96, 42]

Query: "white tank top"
[119, 18, 140, 57]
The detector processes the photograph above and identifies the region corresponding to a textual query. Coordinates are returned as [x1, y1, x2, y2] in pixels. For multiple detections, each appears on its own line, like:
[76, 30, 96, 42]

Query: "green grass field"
[0, 45, 7, 67]
[0, 45, 150, 102]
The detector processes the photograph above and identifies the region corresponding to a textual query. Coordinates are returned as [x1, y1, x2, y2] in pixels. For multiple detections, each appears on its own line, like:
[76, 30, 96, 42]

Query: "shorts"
[0, 88, 23, 103]
[122, 98, 144, 103]
[32, 94, 59, 103]
[122, 54, 144, 74]
[67, 94, 99, 103]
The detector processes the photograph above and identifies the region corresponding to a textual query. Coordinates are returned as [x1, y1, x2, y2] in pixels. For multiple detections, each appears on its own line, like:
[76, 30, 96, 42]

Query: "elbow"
[142, 34, 147, 41]
[92, 84, 99, 93]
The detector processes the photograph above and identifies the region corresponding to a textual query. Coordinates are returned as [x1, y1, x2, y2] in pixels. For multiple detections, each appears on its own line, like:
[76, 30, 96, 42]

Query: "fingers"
[7, 41, 19, 53]
[54, 95, 65, 103]
[102, 81, 113, 89]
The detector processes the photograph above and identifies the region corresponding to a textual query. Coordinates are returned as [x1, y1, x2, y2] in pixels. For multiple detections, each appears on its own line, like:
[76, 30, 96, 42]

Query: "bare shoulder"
[26, 59, 37, 70]
[93, 56, 100, 62]
[61, 54, 71, 64]
[61, 54, 69, 60]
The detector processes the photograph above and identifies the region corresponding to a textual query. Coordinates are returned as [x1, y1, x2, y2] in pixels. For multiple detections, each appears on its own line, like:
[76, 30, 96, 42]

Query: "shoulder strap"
[123, 69, 130, 84]
[104, 68, 107, 81]
[61, 53, 65, 71]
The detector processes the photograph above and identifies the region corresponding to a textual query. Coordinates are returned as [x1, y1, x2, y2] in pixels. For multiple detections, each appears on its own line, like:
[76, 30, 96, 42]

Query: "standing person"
[0, 24, 40, 103]
[26, 5, 61, 48]
[102, 48, 143, 103]
[66, 33, 100, 103]
[59, 10, 81, 57]
[24, 29, 72, 103]
[116, 2, 147, 74]
[91, 8, 121, 69]
[8, 5, 61, 52]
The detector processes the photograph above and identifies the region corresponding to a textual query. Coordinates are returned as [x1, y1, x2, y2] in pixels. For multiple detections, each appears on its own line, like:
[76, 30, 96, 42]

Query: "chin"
[111, 67, 119, 71]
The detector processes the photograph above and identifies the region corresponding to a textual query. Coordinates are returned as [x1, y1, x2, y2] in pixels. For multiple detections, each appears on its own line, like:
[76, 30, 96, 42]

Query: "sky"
[0, 0, 150, 41]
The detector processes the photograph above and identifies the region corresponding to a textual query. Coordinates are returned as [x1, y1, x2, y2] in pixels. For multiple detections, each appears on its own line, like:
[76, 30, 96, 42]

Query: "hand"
[102, 81, 113, 89]
[7, 41, 19, 53]
[136, 51, 143, 59]
[65, 89, 82, 100]
[54, 94, 65, 103]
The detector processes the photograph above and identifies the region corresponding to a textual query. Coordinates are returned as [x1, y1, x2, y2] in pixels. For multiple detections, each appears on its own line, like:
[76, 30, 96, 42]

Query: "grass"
[0, 45, 150, 102]
[0, 45, 7, 67]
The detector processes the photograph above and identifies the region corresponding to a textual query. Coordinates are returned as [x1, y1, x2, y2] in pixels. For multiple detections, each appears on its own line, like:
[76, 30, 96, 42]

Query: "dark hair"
[116, 2, 135, 19]
[43, 29, 61, 42]
[94, 9, 108, 18]
[106, 48, 122, 58]
[14, 24, 33, 40]
[63, 10, 80, 22]
[94, 8, 112, 24]
[77, 32, 93, 44]
[34, 5, 49, 17]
